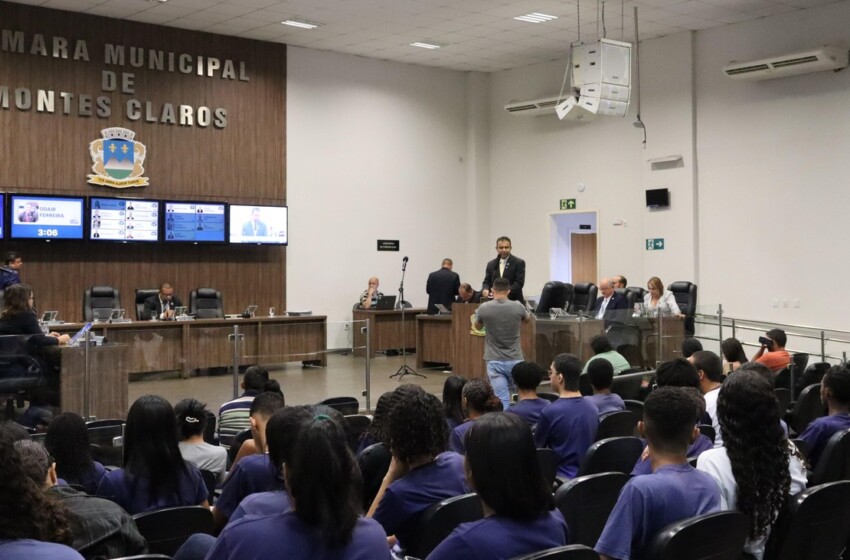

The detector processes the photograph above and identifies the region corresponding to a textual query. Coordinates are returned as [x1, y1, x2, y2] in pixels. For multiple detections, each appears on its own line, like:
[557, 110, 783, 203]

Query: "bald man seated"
[358, 277, 384, 309]
[590, 277, 629, 327]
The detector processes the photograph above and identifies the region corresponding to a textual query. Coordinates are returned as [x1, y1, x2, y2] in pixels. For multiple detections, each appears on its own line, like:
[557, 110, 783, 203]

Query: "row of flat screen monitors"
[0, 194, 288, 245]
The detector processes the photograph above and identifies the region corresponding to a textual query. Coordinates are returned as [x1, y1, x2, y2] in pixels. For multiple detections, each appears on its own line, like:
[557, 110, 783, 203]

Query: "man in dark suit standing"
[144, 282, 184, 320]
[481, 236, 526, 304]
[426, 258, 461, 314]
[591, 277, 629, 327]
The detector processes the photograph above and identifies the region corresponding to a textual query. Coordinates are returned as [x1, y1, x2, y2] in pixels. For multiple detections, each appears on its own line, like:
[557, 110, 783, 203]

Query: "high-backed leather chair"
[625, 286, 647, 305]
[83, 286, 120, 321]
[189, 288, 223, 319]
[135, 288, 160, 321]
[535, 281, 573, 314]
[668, 281, 698, 335]
[569, 283, 598, 314]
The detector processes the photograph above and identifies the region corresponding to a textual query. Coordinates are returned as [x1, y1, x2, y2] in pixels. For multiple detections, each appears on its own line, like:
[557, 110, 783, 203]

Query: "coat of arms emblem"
[87, 127, 149, 188]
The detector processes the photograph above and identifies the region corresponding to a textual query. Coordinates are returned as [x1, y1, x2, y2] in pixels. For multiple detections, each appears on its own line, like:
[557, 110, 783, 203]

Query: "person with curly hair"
[442, 376, 467, 432]
[596, 387, 720, 560]
[175, 399, 227, 483]
[96, 395, 208, 514]
[368, 384, 467, 555]
[797, 363, 850, 469]
[357, 391, 394, 454]
[450, 378, 502, 454]
[697, 370, 806, 559]
[44, 412, 108, 495]
[0, 424, 82, 560]
[427, 413, 568, 560]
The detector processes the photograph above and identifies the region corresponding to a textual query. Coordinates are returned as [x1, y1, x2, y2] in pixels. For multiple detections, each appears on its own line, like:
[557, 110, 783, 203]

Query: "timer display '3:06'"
[37, 229, 59, 237]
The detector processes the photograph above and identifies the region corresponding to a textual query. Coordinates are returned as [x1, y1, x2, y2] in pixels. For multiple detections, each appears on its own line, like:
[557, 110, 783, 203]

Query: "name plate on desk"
[176, 316, 195, 321]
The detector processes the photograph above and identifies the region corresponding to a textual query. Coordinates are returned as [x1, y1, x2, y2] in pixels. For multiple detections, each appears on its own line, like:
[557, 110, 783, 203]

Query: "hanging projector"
[556, 38, 632, 121]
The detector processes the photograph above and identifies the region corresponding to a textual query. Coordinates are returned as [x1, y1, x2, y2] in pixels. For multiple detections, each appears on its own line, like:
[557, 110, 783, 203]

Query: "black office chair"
[569, 283, 598, 314]
[134, 288, 160, 321]
[132, 506, 214, 556]
[668, 281, 698, 336]
[344, 414, 372, 452]
[764, 481, 850, 560]
[189, 288, 223, 319]
[84, 285, 121, 321]
[808, 428, 850, 486]
[357, 442, 391, 511]
[510, 545, 599, 560]
[319, 396, 360, 415]
[610, 372, 645, 401]
[647, 510, 749, 560]
[596, 410, 638, 440]
[578, 436, 643, 476]
[787, 383, 826, 435]
[616, 288, 638, 310]
[535, 282, 573, 314]
[554, 472, 628, 547]
[407, 493, 483, 559]
[625, 286, 648, 303]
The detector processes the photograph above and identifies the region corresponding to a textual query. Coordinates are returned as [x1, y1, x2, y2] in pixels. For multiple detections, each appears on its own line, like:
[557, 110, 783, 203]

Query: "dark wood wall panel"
[0, 2, 287, 321]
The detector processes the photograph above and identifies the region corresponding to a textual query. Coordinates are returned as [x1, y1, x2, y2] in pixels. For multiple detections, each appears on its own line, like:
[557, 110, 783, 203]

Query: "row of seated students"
[2, 353, 850, 560]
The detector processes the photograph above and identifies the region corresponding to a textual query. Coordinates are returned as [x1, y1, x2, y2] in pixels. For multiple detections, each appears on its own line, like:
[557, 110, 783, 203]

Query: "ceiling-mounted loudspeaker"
[555, 96, 597, 121]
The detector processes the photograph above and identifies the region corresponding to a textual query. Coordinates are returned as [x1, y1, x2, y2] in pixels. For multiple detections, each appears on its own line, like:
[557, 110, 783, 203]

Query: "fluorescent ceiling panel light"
[281, 19, 322, 29]
[411, 41, 442, 50]
[514, 12, 558, 24]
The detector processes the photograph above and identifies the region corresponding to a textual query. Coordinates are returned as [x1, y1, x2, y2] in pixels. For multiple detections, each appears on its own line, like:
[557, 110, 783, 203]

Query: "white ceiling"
[7, 0, 841, 72]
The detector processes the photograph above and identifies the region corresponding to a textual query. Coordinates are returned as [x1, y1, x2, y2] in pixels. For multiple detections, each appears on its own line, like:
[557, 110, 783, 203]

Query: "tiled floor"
[128, 352, 451, 414]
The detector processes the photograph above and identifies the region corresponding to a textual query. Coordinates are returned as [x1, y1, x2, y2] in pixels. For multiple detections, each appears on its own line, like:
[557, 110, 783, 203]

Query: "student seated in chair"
[797, 363, 850, 469]
[595, 387, 721, 560]
[450, 379, 502, 455]
[506, 361, 550, 428]
[585, 359, 626, 417]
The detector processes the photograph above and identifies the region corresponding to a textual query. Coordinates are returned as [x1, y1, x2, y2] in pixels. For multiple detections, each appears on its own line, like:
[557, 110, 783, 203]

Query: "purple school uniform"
[230, 490, 291, 524]
[215, 453, 284, 519]
[534, 397, 599, 479]
[630, 435, 714, 476]
[95, 464, 207, 515]
[507, 398, 550, 427]
[426, 510, 568, 560]
[373, 452, 467, 549]
[62, 461, 107, 495]
[0, 539, 84, 560]
[207, 512, 391, 560]
[797, 413, 850, 468]
[450, 420, 476, 454]
[595, 463, 720, 560]
[588, 394, 626, 416]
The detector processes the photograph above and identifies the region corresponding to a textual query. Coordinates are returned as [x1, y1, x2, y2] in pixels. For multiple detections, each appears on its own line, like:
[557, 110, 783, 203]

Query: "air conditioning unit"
[504, 95, 564, 117]
[723, 45, 848, 81]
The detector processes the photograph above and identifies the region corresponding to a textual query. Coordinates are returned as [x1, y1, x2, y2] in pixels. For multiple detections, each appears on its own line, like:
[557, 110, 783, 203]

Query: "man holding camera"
[753, 328, 791, 373]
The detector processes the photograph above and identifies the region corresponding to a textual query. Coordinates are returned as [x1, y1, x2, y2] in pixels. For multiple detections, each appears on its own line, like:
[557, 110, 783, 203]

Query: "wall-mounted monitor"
[89, 197, 160, 242]
[163, 201, 226, 243]
[0, 194, 4, 239]
[9, 194, 84, 240]
[645, 188, 670, 209]
[229, 204, 288, 245]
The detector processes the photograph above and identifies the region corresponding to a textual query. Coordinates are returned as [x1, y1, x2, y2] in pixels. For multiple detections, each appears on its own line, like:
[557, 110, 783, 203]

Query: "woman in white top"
[696, 370, 807, 560]
[643, 276, 682, 316]
[176, 398, 227, 483]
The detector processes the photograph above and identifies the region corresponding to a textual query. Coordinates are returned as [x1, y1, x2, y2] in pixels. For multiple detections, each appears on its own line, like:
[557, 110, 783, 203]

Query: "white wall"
[286, 47, 475, 347]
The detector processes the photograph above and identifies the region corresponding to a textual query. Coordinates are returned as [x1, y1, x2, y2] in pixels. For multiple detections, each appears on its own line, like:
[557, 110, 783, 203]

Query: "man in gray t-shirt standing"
[474, 277, 532, 409]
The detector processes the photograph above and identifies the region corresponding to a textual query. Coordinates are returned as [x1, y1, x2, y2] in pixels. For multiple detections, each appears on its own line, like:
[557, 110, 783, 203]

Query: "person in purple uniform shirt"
[585, 359, 626, 416]
[368, 385, 467, 555]
[0, 424, 84, 560]
[442, 376, 468, 432]
[534, 353, 599, 479]
[507, 361, 551, 428]
[797, 363, 850, 469]
[596, 387, 721, 560]
[45, 413, 108, 495]
[450, 379, 502, 454]
[96, 395, 208, 514]
[427, 413, 568, 560]
[206, 412, 390, 560]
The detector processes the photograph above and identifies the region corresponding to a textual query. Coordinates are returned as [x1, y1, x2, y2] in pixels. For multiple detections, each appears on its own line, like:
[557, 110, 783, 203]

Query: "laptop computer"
[375, 295, 397, 310]
[435, 304, 452, 315]
[67, 323, 94, 347]
[41, 311, 58, 323]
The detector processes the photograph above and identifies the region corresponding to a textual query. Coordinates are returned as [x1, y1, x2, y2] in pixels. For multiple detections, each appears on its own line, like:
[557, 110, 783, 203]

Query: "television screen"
[0, 194, 4, 239]
[89, 197, 160, 242]
[163, 201, 226, 243]
[645, 188, 670, 208]
[229, 204, 288, 245]
[9, 195, 84, 240]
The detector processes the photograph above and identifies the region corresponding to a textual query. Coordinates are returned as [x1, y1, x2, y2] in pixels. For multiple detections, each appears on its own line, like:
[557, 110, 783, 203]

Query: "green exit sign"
[560, 199, 576, 210]
[646, 238, 665, 251]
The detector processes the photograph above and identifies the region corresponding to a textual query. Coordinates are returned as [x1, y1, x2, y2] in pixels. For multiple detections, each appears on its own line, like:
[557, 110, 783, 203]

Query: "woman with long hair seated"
[45, 412, 107, 494]
[206, 410, 390, 559]
[696, 370, 807, 559]
[442, 375, 467, 432]
[368, 384, 467, 555]
[0, 284, 70, 345]
[357, 391, 393, 455]
[721, 338, 748, 374]
[0, 424, 82, 559]
[428, 412, 568, 559]
[175, 398, 227, 483]
[96, 395, 208, 514]
[449, 378, 502, 454]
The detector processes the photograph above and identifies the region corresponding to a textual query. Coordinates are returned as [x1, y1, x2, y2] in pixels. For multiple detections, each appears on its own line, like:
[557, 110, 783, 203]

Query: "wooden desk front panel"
[416, 315, 453, 368]
[61, 345, 129, 419]
[257, 317, 327, 365]
[352, 309, 424, 358]
[186, 320, 259, 370]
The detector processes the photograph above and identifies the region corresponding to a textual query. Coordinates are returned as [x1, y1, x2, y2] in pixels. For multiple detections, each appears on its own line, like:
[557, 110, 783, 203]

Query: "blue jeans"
[487, 360, 521, 410]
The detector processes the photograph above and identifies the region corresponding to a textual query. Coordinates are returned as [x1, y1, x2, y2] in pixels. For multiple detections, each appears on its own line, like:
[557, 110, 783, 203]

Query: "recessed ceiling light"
[410, 41, 442, 50]
[281, 19, 323, 29]
[514, 12, 558, 23]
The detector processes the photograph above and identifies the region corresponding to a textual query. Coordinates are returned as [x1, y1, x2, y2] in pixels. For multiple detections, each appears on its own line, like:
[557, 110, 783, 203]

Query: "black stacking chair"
[697, 424, 716, 445]
[226, 428, 252, 468]
[796, 362, 831, 398]
[647, 510, 748, 560]
[320, 396, 360, 415]
[808, 428, 850, 486]
[344, 414, 372, 452]
[200, 469, 217, 506]
[596, 410, 638, 440]
[357, 442, 391, 511]
[610, 372, 645, 401]
[787, 383, 826, 435]
[538, 392, 560, 403]
[537, 448, 560, 489]
[554, 472, 628, 547]
[623, 399, 644, 418]
[133, 506, 214, 556]
[407, 493, 483, 559]
[774, 388, 792, 417]
[510, 544, 599, 560]
[578, 436, 643, 476]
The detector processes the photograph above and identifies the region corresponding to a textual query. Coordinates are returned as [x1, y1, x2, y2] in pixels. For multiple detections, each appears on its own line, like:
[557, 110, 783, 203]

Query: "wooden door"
[571, 233, 597, 284]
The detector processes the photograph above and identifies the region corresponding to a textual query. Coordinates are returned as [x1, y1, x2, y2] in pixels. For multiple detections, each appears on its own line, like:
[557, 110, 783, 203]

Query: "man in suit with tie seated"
[144, 282, 184, 320]
[591, 277, 630, 327]
[426, 258, 461, 314]
[481, 236, 526, 304]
